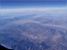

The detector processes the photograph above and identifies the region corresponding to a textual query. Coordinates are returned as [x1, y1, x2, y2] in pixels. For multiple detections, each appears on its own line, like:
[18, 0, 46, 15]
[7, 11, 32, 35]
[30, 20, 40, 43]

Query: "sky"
[1, 0, 67, 1]
[0, 0, 67, 8]
[0, 0, 67, 13]
[0, 0, 67, 18]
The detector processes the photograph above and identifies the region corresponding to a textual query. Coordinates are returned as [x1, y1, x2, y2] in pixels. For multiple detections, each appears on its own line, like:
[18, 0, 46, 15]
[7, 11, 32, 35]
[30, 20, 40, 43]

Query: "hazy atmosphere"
[0, 0, 67, 50]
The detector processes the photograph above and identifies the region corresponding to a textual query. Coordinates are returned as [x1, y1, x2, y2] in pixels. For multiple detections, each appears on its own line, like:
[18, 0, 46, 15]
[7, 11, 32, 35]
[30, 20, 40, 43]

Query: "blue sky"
[1, 0, 67, 1]
[0, 0, 67, 8]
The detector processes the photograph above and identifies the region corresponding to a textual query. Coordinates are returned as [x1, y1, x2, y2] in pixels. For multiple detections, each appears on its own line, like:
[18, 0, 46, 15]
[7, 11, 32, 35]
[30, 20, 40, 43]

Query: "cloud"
[0, 7, 66, 15]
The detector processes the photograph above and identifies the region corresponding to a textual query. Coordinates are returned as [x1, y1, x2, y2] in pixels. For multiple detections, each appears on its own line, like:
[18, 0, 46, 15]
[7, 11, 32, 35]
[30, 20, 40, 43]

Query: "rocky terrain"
[0, 8, 67, 50]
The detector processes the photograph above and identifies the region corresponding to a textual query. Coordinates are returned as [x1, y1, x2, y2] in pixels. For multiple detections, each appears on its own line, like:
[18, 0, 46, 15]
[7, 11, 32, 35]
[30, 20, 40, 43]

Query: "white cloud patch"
[0, 7, 67, 15]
